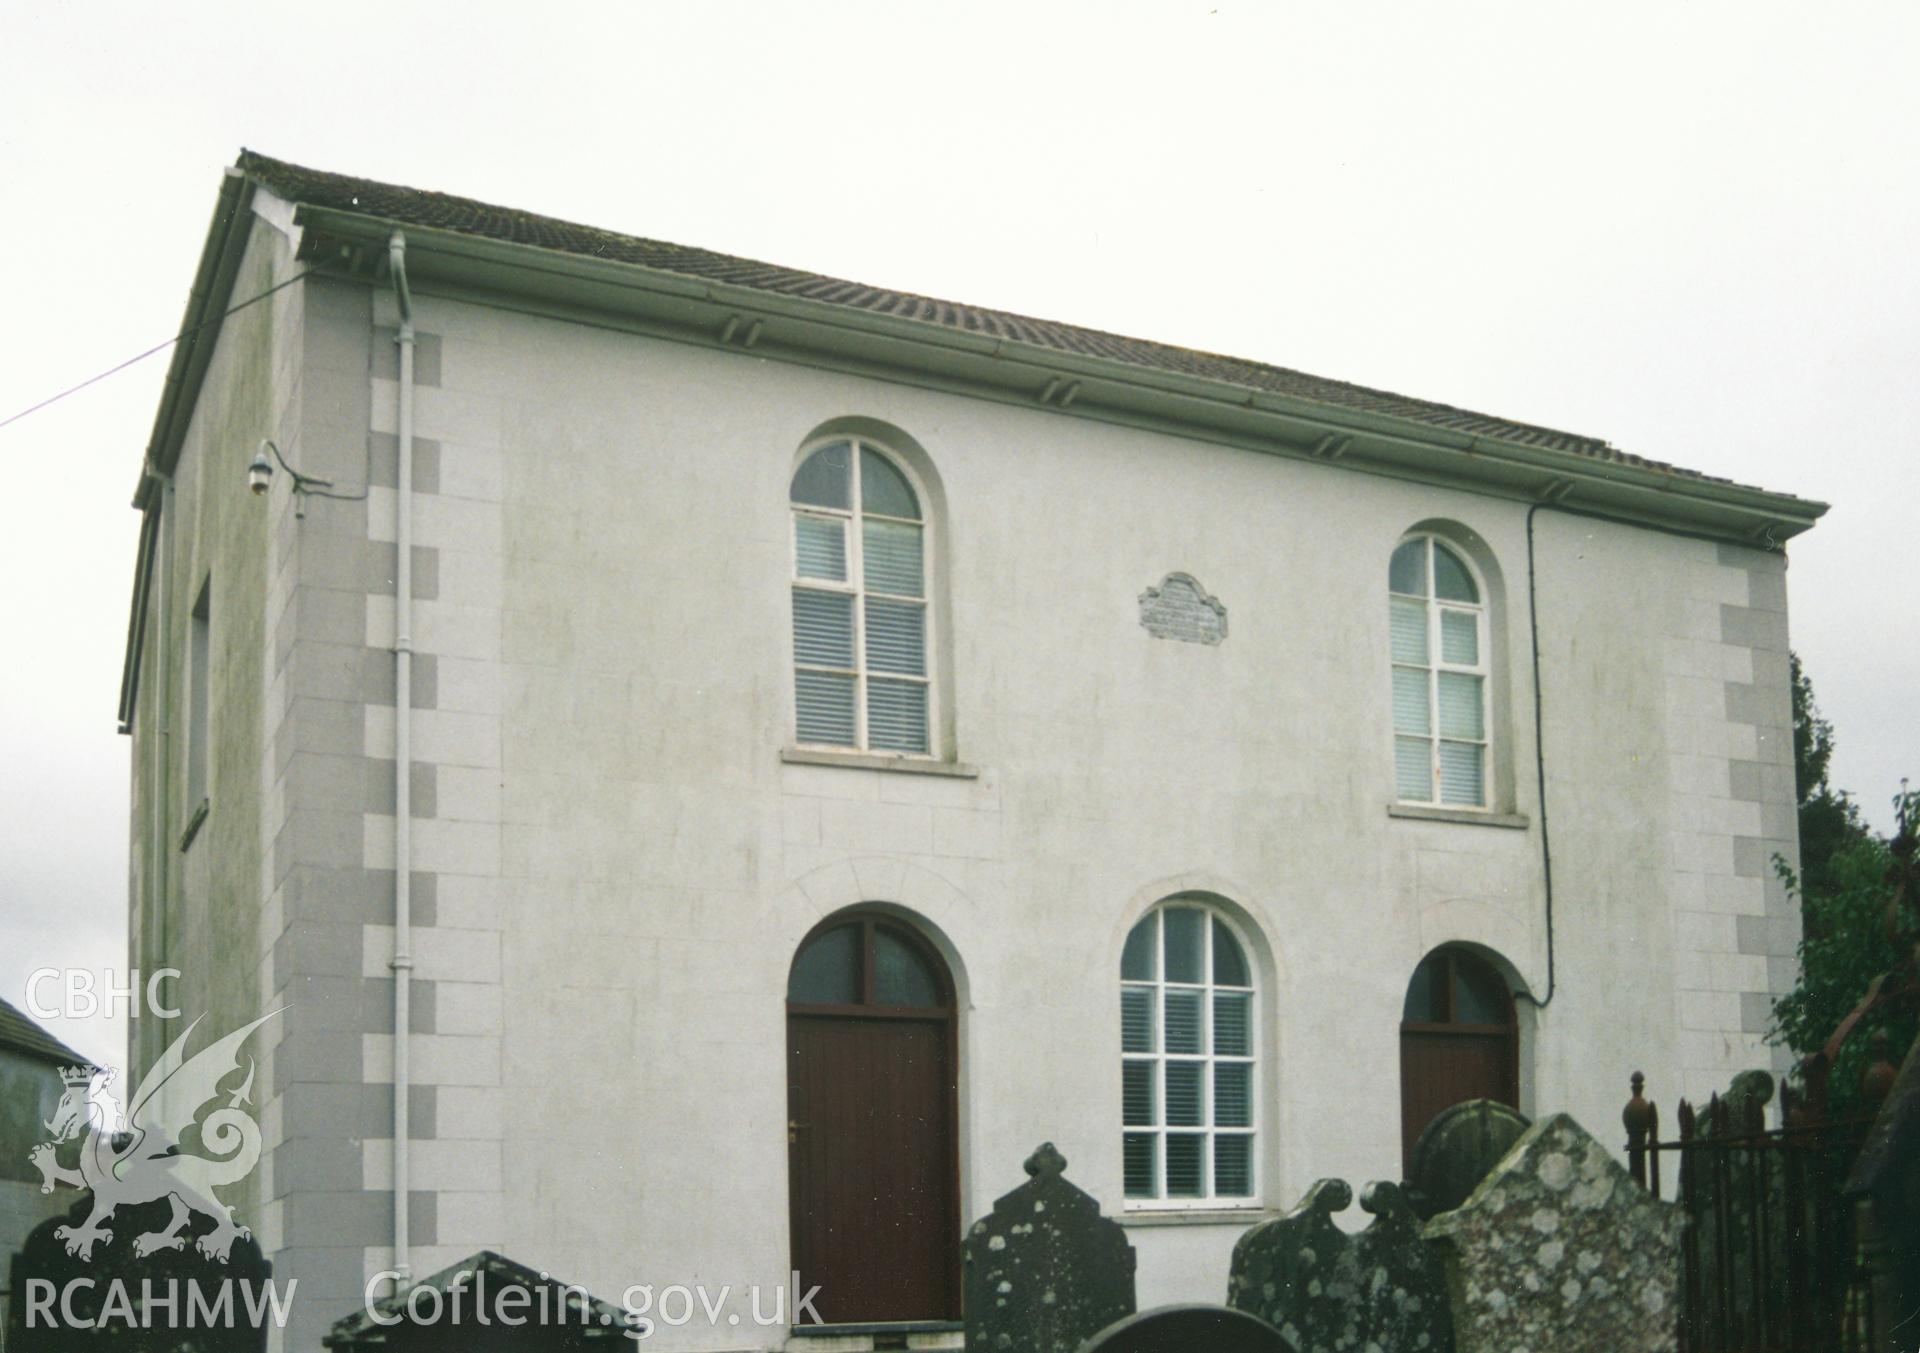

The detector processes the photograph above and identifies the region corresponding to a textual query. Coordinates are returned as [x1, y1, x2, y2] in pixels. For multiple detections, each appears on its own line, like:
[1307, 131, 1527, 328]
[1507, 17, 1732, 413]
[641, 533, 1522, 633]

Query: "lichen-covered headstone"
[1407, 1099, 1532, 1220]
[1349, 1182, 1455, 1353]
[964, 1143, 1136, 1353]
[1077, 1304, 1295, 1353]
[1424, 1113, 1682, 1353]
[1229, 1178, 1451, 1353]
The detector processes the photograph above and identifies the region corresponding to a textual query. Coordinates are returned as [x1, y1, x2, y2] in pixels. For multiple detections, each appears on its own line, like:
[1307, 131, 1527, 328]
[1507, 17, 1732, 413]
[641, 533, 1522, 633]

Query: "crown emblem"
[59, 1065, 98, 1088]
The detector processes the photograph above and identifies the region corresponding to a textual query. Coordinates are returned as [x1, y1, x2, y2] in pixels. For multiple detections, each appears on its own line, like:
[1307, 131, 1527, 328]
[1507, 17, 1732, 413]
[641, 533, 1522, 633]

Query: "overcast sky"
[2, 2, 1914, 1068]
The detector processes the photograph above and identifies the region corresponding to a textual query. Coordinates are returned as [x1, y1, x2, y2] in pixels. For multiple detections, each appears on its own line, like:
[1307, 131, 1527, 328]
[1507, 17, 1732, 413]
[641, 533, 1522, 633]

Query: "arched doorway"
[787, 914, 961, 1324]
[1398, 946, 1518, 1172]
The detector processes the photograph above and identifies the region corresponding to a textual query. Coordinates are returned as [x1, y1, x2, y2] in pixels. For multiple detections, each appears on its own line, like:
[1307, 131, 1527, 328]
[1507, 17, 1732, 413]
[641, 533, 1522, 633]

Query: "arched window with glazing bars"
[790, 438, 933, 756]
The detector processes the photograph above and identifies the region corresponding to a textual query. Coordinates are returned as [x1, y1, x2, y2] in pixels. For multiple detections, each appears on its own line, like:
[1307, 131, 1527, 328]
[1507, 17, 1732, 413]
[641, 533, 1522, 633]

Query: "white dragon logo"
[30, 1011, 279, 1264]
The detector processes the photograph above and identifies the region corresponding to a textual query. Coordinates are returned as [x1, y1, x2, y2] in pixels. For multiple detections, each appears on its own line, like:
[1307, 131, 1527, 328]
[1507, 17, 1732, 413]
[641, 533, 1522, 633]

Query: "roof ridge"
[237, 149, 1722, 482]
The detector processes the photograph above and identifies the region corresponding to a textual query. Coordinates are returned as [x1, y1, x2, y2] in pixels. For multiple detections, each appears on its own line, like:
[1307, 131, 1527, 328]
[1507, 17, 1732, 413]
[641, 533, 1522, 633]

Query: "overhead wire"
[0, 268, 317, 434]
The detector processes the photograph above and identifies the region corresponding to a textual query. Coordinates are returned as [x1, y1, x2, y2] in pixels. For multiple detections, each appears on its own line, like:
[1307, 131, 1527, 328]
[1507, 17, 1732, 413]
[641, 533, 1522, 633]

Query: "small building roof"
[0, 996, 90, 1068]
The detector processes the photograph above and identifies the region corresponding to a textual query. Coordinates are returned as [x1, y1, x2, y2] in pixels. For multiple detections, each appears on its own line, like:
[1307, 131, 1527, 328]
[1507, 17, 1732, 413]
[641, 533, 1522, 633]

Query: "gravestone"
[1406, 1099, 1531, 1221]
[964, 1143, 1136, 1353]
[1715, 1068, 1775, 1121]
[1349, 1182, 1454, 1353]
[1078, 1304, 1294, 1353]
[7, 1192, 273, 1351]
[1678, 1069, 1790, 1335]
[1229, 1178, 1451, 1353]
[1424, 1113, 1682, 1353]
[1137, 573, 1228, 645]
[324, 1249, 637, 1349]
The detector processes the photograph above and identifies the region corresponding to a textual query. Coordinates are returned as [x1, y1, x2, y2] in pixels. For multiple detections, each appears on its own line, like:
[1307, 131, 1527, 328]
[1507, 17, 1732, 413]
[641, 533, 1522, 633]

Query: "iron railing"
[1624, 1073, 1876, 1353]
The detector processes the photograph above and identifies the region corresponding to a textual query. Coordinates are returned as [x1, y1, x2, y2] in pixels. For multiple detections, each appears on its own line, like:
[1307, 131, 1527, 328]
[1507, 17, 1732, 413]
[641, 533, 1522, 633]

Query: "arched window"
[1120, 900, 1257, 1205]
[790, 439, 931, 755]
[1390, 535, 1489, 807]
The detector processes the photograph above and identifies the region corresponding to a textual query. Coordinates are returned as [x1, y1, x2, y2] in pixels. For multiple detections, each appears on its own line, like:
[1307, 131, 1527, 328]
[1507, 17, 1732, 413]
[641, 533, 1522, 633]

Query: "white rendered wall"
[251, 283, 1806, 1348]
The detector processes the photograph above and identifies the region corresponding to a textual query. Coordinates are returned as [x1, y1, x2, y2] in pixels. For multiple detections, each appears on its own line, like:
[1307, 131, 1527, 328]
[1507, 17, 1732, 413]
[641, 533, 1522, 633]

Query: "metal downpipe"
[387, 231, 416, 1291]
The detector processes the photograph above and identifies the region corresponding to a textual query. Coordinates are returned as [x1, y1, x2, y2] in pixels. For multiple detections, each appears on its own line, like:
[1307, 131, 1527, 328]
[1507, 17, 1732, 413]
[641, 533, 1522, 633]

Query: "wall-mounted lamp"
[248, 439, 345, 518]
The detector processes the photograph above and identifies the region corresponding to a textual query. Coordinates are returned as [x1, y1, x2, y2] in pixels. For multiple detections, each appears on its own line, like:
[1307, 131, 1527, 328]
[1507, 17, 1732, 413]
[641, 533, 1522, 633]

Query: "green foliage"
[1789, 653, 1833, 802]
[1799, 790, 1871, 896]
[1768, 798, 1918, 1118]
[1781, 652, 1827, 802]
[1789, 653, 1871, 894]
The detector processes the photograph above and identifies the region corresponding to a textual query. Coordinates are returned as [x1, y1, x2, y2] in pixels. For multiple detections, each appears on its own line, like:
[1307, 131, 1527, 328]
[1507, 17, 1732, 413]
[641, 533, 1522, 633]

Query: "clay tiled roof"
[237, 150, 1707, 480]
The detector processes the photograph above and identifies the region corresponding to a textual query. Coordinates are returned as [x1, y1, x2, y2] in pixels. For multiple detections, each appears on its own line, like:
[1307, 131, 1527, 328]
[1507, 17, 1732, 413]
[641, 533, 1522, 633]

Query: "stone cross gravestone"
[964, 1143, 1136, 1353]
[1077, 1304, 1295, 1353]
[1423, 1113, 1682, 1353]
[1228, 1178, 1451, 1353]
[1406, 1099, 1531, 1221]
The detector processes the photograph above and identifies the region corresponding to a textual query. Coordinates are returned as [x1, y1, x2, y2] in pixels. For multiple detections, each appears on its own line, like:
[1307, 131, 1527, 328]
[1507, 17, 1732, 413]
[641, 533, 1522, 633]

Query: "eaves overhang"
[121, 171, 1830, 728]
[120, 167, 257, 732]
[289, 199, 1828, 549]
[133, 168, 257, 509]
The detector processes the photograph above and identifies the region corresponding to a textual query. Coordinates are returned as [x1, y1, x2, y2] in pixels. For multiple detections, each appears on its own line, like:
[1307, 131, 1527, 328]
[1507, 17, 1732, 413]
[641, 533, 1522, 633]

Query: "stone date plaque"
[1138, 573, 1227, 645]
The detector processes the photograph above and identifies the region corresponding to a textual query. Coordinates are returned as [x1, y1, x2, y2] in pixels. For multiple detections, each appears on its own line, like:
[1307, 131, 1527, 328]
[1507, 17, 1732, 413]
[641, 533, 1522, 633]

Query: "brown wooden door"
[1398, 948, 1518, 1171]
[787, 918, 960, 1325]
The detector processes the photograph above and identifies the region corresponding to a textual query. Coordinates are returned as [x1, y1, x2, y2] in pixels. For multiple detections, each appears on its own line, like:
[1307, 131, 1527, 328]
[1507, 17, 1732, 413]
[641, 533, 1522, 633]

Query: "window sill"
[781, 747, 979, 779]
[178, 798, 210, 852]
[1388, 802, 1529, 830]
[1120, 1207, 1273, 1228]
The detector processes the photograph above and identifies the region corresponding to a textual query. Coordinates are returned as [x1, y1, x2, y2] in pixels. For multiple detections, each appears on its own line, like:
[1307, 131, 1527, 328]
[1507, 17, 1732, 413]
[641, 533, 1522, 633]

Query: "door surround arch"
[785, 907, 962, 1324]
[1397, 943, 1521, 1173]
[770, 859, 977, 1006]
